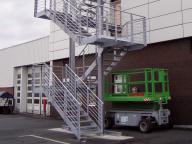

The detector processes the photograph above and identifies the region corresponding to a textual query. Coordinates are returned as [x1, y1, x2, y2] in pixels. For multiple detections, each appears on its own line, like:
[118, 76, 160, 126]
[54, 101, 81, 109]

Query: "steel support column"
[97, 0, 104, 134]
[97, 46, 103, 100]
[96, 0, 103, 37]
[97, 46, 104, 134]
[69, 38, 76, 71]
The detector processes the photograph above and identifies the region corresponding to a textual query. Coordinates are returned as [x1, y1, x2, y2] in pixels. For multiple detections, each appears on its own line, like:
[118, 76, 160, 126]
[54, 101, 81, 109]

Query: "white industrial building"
[0, 0, 192, 127]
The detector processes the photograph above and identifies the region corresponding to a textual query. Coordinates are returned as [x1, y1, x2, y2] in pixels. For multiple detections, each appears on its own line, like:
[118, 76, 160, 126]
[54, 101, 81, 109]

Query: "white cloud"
[0, 0, 50, 49]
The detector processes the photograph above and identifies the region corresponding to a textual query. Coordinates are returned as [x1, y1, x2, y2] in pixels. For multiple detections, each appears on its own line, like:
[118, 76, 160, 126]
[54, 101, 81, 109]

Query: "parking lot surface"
[0, 114, 192, 144]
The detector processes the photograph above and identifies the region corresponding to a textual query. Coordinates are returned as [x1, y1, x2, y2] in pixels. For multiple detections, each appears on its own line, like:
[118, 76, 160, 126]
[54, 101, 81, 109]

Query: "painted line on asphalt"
[19, 135, 70, 144]
[0, 117, 24, 121]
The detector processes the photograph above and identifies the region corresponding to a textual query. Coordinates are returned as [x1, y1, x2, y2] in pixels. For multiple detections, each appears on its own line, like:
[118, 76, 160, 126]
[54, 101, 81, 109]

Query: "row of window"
[27, 93, 46, 97]
[16, 98, 47, 104]
[28, 73, 40, 78]
[27, 79, 41, 85]
[17, 93, 46, 98]
[16, 73, 22, 101]
[16, 73, 41, 85]
[27, 99, 47, 104]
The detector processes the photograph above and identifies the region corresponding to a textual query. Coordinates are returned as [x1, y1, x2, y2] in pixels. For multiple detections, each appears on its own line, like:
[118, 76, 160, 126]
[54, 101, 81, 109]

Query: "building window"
[35, 73, 40, 78]
[28, 74, 32, 78]
[34, 99, 39, 104]
[27, 99, 32, 104]
[34, 93, 40, 97]
[17, 99, 20, 103]
[27, 93, 32, 97]
[35, 79, 40, 84]
[17, 80, 21, 84]
[28, 80, 32, 85]
[17, 93, 20, 97]
[35, 85, 40, 88]
[17, 74, 21, 79]
[27, 86, 32, 91]
[17, 86, 20, 91]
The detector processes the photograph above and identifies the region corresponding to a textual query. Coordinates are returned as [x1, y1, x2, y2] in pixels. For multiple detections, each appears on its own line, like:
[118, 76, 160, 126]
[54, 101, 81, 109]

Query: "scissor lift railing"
[104, 68, 170, 104]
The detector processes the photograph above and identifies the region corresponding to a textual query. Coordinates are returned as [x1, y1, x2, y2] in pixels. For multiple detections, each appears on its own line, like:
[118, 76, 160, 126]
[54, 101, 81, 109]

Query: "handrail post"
[75, 75, 77, 99]
[100, 103, 104, 134]
[87, 88, 89, 114]
[78, 104, 81, 139]
[83, 50, 85, 75]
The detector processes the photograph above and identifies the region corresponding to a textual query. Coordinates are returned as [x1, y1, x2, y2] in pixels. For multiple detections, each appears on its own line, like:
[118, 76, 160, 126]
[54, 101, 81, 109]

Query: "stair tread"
[80, 119, 92, 123]
[81, 125, 97, 129]
[104, 59, 120, 62]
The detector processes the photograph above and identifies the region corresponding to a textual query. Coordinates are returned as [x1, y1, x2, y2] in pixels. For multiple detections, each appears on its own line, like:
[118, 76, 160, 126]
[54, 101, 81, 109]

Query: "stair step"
[104, 59, 120, 62]
[80, 119, 93, 126]
[104, 64, 112, 67]
[81, 129, 100, 136]
[113, 54, 123, 58]
[80, 119, 92, 123]
[66, 110, 85, 115]
[81, 125, 97, 130]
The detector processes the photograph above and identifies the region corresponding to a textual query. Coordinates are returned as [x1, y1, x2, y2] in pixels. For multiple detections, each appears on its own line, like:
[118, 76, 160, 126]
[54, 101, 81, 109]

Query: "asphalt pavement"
[0, 114, 191, 144]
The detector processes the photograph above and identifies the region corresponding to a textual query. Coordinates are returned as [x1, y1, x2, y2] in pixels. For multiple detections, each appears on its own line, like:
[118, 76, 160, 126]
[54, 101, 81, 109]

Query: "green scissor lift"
[104, 68, 172, 132]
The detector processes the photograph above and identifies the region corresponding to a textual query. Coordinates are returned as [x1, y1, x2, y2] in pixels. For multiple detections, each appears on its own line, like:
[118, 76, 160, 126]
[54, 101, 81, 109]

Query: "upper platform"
[34, 0, 147, 49]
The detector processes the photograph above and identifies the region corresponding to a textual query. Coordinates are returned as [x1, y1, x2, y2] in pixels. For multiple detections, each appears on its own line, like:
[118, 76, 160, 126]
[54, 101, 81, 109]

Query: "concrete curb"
[174, 125, 192, 130]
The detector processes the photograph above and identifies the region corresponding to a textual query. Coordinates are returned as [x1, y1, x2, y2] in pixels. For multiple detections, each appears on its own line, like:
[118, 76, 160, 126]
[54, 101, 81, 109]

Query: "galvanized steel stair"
[34, 0, 147, 140]
[42, 64, 103, 139]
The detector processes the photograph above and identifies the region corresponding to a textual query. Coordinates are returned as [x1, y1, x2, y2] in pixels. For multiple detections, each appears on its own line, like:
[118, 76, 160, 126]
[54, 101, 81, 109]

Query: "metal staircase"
[42, 64, 103, 139]
[34, 0, 147, 139]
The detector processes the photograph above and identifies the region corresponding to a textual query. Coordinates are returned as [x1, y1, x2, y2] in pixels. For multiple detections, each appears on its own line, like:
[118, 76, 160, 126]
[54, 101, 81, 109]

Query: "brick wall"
[52, 37, 192, 125]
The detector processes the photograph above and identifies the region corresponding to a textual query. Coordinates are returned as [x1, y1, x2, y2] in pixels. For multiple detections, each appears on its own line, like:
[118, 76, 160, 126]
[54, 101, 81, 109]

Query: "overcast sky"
[0, 0, 50, 49]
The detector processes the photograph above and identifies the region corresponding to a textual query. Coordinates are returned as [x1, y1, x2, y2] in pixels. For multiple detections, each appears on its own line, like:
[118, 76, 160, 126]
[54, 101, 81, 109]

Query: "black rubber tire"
[105, 117, 114, 129]
[139, 119, 153, 133]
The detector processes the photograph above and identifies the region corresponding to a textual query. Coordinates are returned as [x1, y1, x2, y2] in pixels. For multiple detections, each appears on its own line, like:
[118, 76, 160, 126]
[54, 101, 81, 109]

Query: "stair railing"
[65, 64, 104, 134]
[42, 64, 81, 139]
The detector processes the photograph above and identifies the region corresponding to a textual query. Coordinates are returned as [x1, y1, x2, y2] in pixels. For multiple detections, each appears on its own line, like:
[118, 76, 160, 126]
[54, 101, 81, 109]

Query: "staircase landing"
[81, 35, 144, 48]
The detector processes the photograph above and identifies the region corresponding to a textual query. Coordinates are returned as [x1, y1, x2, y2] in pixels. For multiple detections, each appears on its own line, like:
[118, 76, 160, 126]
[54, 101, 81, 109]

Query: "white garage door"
[26, 66, 50, 116]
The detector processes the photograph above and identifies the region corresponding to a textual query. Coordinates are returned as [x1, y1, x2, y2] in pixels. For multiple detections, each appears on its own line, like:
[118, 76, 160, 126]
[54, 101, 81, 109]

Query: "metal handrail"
[41, 64, 81, 139]
[66, 64, 103, 104]
[65, 64, 103, 133]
